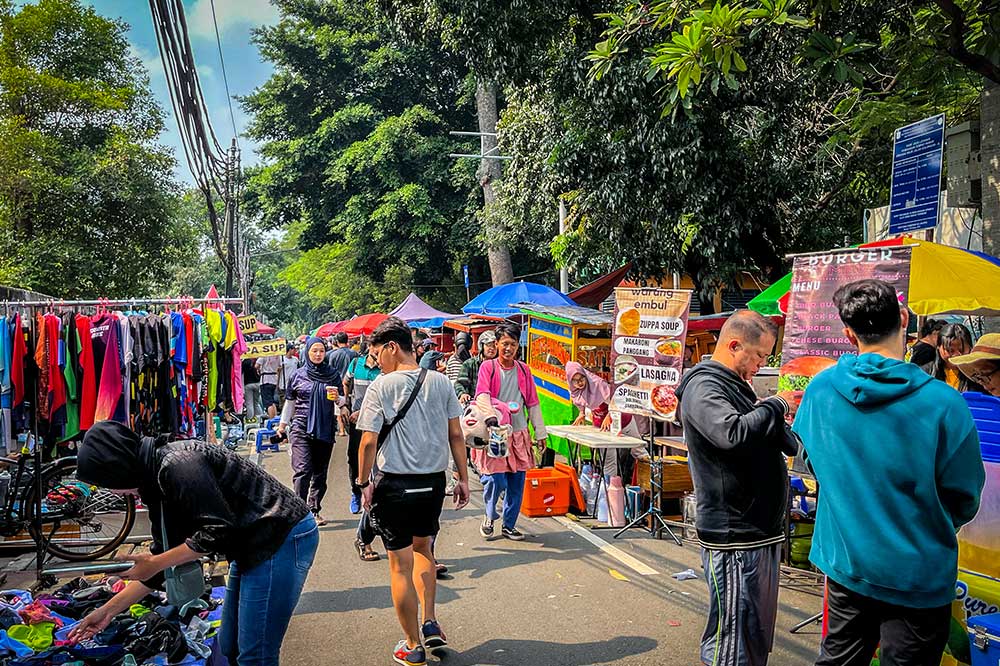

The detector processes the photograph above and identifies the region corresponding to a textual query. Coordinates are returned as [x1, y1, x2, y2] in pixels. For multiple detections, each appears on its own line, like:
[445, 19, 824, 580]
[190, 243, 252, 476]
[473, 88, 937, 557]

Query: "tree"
[243, 0, 497, 312]
[0, 0, 188, 298]
[589, 1, 998, 253]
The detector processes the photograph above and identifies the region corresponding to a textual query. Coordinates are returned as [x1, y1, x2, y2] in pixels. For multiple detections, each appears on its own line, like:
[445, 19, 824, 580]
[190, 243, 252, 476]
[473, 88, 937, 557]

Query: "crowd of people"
[62, 287, 999, 666]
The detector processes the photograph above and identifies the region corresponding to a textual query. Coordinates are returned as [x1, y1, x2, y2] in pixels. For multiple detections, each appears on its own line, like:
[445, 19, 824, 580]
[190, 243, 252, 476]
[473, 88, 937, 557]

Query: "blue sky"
[89, 0, 280, 183]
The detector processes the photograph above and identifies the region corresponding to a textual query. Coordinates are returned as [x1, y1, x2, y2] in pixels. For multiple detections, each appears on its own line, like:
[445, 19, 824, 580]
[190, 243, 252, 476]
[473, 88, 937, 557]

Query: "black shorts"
[369, 472, 447, 551]
[261, 383, 278, 408]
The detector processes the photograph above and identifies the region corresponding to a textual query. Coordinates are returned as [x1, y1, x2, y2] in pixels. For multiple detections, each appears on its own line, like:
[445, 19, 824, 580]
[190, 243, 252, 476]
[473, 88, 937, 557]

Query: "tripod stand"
[614, 429, 682, 545]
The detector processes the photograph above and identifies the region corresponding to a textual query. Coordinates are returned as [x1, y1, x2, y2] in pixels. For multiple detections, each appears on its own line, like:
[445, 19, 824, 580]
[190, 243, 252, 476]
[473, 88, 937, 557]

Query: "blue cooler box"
[969, 613, 1000, 666]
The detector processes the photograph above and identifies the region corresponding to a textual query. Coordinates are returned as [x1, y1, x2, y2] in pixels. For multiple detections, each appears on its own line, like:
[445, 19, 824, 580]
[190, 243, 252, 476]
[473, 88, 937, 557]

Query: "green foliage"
[243, 0, 486, 315]
[0, 0, 186, 298]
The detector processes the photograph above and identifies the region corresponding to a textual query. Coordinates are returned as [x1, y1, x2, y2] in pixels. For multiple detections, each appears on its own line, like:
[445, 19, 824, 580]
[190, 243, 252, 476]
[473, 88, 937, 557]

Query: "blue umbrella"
[462, 281, 576, 317]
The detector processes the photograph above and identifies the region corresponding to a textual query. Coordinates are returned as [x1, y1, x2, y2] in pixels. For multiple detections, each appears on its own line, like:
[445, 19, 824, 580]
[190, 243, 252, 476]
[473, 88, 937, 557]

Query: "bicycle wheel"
[25, 456, 137, 562]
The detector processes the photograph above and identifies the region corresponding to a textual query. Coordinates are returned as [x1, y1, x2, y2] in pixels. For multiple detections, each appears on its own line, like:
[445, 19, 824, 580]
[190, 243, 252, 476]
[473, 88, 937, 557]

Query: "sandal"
[355, 539, 380, 562]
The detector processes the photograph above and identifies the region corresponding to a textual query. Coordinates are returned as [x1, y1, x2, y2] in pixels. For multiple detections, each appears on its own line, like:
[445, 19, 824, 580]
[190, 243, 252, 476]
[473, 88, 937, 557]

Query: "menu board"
[610, 288, 692, 421]
[780, 246, 912, 395]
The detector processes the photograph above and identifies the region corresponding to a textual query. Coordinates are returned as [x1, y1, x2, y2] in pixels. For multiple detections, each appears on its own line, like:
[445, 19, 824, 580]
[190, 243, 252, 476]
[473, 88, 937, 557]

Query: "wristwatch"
[357, 479, 370, 489]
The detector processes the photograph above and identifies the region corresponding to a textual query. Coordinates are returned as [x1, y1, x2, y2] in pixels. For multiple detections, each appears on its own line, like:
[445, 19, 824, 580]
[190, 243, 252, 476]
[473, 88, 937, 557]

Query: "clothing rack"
[0, 295, 244, 587]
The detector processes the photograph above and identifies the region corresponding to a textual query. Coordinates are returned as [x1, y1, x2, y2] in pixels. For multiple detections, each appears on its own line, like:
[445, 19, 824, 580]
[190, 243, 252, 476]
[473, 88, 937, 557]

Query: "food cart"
[441, 315, 508, 353]
[514, 302, 613, 460]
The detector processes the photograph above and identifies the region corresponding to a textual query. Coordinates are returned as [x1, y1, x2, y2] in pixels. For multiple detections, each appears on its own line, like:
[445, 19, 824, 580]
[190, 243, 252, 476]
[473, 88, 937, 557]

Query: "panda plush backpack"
[460, 396, 513, 458]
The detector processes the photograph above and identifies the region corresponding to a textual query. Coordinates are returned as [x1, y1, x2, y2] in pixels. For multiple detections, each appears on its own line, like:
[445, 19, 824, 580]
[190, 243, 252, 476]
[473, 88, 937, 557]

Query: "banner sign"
[888, 113, 945, 235]
[610, 288, 692, 421]
[779, 246, 912, 395]
[238, 315, 258, 334]
[244, 338, 286, 359]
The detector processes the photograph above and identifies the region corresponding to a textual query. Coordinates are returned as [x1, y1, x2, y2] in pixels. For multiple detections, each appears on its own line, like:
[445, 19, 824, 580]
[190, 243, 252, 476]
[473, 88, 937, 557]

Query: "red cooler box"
[520, 468, 571, 517]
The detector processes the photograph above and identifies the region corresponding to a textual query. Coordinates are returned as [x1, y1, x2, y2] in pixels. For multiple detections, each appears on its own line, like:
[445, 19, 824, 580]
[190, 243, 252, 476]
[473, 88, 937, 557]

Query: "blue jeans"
[220, 515, 319, 665]
[481, 470, 526, 530]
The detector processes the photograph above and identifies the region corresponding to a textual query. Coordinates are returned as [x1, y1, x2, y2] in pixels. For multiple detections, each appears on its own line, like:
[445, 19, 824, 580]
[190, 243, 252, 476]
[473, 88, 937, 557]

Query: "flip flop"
[355, 539, 380, 562]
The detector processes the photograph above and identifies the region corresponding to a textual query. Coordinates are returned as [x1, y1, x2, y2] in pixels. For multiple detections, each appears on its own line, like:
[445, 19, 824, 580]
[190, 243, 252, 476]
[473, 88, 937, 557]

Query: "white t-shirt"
[357, 369, 463, 475]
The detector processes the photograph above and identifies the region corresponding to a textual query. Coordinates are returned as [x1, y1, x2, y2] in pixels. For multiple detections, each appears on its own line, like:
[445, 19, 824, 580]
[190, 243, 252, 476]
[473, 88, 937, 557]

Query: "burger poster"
[611, 287, 693, 421]
[780, 246, 913, 401]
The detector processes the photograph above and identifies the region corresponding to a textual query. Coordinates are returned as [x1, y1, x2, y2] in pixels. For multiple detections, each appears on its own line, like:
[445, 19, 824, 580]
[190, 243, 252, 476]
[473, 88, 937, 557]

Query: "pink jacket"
[475, 359, 540, 408]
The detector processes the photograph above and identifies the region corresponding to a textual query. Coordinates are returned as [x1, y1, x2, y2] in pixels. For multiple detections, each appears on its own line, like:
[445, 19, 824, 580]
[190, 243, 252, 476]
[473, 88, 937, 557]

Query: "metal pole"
[559, 200, 569, 293]
[0, 298, 242, 308]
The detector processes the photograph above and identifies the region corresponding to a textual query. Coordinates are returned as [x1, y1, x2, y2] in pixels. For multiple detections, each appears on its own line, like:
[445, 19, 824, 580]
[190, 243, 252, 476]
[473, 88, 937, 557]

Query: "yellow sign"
[244, 338, 286, 359]
[238, 315, 258, 334]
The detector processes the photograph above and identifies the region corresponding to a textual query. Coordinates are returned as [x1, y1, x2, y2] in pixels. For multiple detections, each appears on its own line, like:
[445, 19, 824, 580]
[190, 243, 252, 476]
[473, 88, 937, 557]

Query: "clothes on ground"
[793, 352, 984, 608]
[675, 360, 798, 550]
[700, 543, 781, 666]
[356, 369, 463, 475]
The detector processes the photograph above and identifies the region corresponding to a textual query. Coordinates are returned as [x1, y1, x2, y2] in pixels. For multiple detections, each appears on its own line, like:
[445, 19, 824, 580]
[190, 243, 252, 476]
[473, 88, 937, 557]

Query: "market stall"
[441, 315, 508, 352]
[515, 302, 613, 460]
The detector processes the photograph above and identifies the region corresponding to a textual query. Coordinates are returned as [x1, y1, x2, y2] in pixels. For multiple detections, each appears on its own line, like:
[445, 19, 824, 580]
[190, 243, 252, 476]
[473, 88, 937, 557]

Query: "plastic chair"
[255, 429, 279, 453]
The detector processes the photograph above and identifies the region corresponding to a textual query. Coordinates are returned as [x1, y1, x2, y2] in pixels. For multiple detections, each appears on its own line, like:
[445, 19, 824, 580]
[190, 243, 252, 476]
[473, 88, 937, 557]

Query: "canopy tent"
[389, 293, 460, 329]
[313, 320, 350, 338]
[255, 321, 277, 335]
[341, 313, 388, 336]
[747, 239, 1000, 317]
[463, 281, 576, 317]
[568, 264, 632, 308]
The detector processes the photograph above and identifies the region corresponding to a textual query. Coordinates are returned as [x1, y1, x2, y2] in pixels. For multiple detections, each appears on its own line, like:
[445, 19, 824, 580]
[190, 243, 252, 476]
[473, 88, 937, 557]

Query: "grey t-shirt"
[498, 366, 529, 431]
[357, 369, 463, 475]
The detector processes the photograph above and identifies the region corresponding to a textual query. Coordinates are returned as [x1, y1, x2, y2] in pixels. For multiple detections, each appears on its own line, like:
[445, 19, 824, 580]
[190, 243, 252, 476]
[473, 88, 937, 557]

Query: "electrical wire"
[209, 0, 240, 146]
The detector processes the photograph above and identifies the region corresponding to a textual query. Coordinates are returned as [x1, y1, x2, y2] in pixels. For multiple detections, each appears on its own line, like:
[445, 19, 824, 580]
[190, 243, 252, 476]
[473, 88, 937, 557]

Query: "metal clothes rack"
[0, 296, 243, 587]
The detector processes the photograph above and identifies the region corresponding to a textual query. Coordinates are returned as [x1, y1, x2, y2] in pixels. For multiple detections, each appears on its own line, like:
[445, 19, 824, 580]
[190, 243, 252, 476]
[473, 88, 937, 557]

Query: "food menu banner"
[779, 246, 912, 394]
[611, 288, 692, 421]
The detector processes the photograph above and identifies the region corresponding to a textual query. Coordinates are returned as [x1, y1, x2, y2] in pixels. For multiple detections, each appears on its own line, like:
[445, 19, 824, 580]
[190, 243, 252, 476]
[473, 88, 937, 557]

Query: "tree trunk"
[475, 79, 514, 286]
[981, 79, 1000, 331]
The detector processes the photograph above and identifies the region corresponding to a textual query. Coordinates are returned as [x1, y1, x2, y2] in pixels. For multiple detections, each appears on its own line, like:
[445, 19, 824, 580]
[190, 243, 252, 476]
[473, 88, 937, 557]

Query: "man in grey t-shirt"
[356, 317, 468, 665]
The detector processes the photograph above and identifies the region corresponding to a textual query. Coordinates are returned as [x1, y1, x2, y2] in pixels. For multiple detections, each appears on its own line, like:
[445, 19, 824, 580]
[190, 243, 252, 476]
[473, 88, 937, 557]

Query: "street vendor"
[953, 333, 1000, 397]
[473, 322, 548, 542]
[565, 361, 649, 479]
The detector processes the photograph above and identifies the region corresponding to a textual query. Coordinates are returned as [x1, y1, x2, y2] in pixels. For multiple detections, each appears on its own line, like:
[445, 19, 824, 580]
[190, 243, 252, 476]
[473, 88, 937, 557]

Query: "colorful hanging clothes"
[11, 314, 26, 429]
[59, 313, 80, 442]
[34, 314, 48, 422]
[74, 315, 96, 431]
[93, 318, 123, 424]
[44, 313, 67, 429]
[228, 311, 247, 414]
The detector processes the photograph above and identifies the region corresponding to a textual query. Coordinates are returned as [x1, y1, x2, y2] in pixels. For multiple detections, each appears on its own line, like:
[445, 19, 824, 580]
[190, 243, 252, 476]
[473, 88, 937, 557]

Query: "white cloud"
[197, 64, 216, 79]
[128, 43, 164, 81]
[187, 0, 280, 40]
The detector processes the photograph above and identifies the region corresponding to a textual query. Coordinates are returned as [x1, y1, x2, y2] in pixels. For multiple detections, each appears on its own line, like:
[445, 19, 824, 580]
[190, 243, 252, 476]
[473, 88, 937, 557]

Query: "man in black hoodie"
[675, 310, 800, 666]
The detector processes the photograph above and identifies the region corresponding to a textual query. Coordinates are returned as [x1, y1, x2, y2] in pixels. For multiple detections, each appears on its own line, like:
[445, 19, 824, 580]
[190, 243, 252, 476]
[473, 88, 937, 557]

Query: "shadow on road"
[441, 636, 658, 665]
[294, 584, 471, 615]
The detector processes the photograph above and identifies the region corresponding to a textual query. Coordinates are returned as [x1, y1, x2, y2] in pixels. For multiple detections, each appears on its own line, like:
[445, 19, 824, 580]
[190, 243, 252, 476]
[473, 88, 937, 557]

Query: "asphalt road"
[269, 435, 825, 666]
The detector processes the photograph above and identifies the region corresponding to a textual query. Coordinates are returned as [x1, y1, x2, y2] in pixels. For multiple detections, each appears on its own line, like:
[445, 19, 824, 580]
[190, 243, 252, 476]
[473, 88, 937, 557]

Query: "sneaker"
[421, 620, 448, 650]
[480, 518, 495, 539]
[392, 639, 426, 666]
[502, 526, 525, 541]
[349, 493, 361, 515]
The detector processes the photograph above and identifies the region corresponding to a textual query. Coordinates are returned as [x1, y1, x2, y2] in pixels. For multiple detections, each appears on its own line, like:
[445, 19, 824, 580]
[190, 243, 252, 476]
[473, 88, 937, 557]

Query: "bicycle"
[0, 451, 136, 562]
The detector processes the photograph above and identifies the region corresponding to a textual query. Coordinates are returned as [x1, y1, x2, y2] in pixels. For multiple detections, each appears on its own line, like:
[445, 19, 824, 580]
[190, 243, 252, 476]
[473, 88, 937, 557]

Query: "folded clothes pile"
[0, 579, 225, 666]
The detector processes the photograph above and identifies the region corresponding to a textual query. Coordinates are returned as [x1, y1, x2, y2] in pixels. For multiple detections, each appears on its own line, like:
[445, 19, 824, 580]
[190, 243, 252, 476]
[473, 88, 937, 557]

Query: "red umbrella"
[341, 313, 388, 336]
[314, 321, 346, 338]
[255, 321, 277, 335]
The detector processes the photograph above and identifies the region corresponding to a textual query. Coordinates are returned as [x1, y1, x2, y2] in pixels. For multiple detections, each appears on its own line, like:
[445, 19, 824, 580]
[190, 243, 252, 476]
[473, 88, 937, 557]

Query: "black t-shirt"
[910, 341, 937, 367]
[242, 358, 261, 384]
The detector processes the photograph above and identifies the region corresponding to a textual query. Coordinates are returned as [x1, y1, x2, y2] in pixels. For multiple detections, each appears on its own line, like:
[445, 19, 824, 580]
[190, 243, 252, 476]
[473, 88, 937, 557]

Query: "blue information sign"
[463, 265, 469, 289]
[888, 113, 945, 235]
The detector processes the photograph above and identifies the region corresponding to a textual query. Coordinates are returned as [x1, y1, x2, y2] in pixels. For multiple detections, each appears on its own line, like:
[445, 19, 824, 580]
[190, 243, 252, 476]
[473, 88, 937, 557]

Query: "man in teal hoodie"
[793, 279, 984, 666]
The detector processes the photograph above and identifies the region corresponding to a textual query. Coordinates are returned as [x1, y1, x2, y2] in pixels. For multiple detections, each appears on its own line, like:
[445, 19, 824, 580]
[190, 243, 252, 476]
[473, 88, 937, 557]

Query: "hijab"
[305, 336, 339, 441]
[565, 361, 610, 410]
[78, 421, 162, 498]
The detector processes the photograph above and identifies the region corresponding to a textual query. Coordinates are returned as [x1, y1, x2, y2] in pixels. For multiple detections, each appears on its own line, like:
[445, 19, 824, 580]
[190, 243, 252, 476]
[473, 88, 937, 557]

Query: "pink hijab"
[565, 361, 610, 410]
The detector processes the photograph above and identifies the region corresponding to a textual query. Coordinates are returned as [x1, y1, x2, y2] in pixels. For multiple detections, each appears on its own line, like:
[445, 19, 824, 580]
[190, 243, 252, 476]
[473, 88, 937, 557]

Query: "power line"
[208, 0, 240, 146]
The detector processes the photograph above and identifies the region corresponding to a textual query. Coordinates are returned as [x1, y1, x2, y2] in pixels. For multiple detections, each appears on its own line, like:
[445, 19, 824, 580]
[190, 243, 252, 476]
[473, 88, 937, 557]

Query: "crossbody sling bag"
[159, 508, 208, 614]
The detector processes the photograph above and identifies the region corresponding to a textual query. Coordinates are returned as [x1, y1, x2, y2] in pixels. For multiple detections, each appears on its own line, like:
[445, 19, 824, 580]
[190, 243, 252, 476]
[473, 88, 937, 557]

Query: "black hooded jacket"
[675, 361, 800, 549]
[79, 422, 309, 588]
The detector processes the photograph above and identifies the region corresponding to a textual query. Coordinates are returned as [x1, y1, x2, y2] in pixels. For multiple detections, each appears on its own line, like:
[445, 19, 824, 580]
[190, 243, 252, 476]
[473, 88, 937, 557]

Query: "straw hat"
[950, 333, 1000, 367]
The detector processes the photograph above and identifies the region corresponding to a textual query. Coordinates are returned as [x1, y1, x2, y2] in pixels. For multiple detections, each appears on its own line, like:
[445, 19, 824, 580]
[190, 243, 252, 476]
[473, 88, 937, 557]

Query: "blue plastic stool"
[266, 417, 281, 430]
[255, 428, 279, 453]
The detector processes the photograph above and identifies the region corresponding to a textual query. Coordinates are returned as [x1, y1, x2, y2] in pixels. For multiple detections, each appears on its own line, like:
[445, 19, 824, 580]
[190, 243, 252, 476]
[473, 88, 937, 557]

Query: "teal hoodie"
[793, 352, 984, 608]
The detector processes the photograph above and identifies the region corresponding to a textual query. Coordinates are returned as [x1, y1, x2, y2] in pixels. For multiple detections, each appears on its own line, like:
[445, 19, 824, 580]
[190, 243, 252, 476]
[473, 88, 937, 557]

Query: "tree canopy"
[0, 0, 189, 298]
